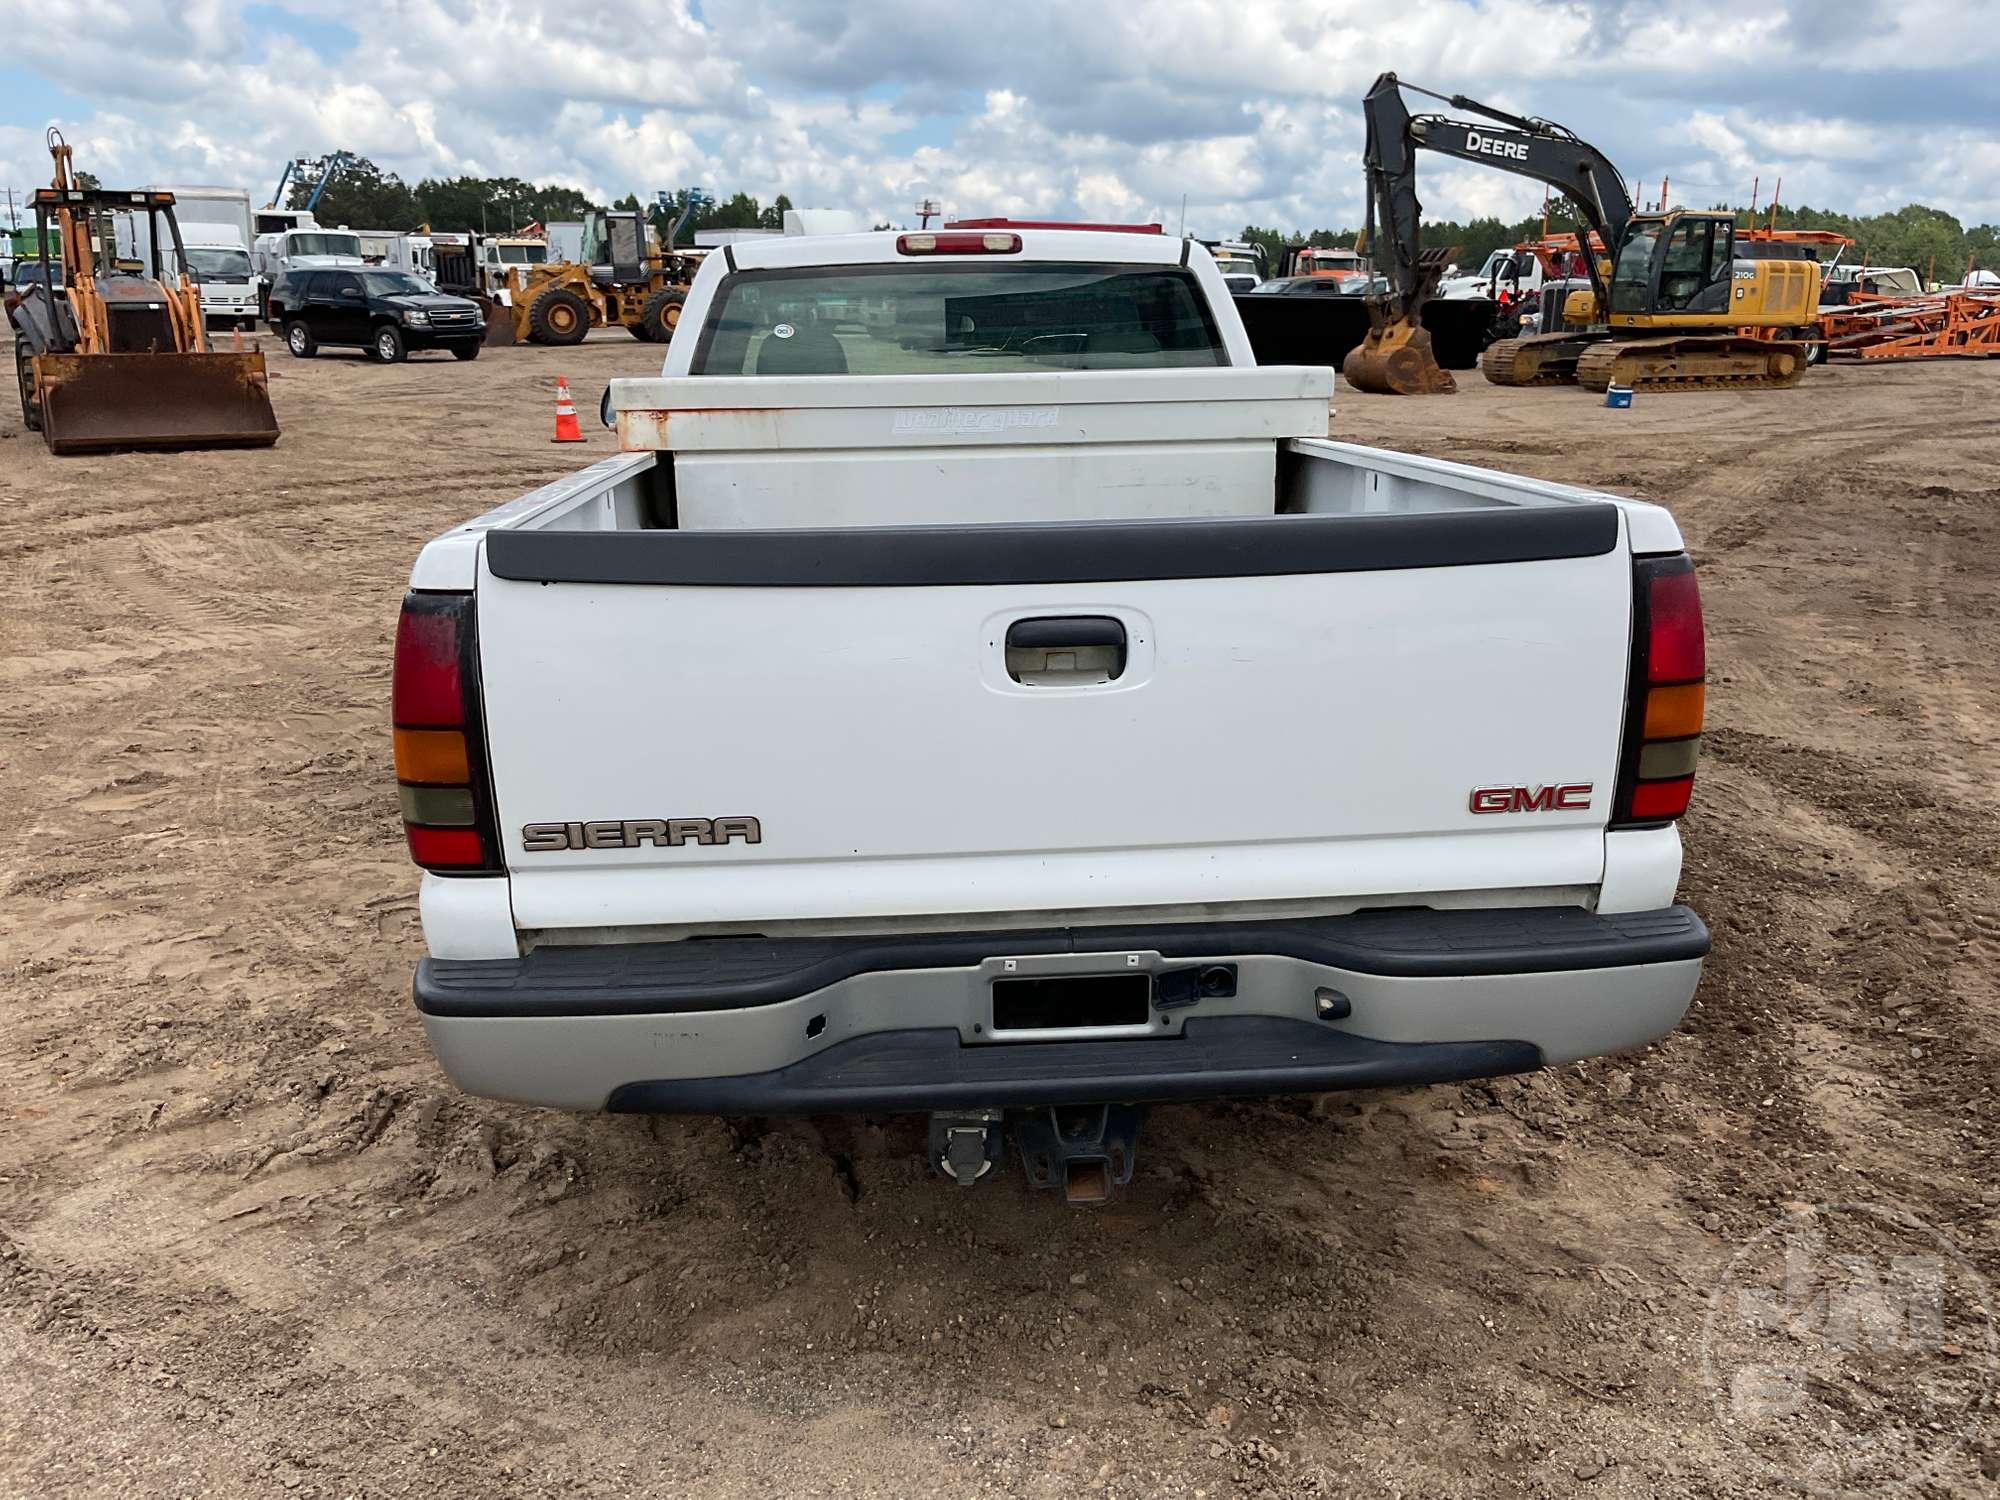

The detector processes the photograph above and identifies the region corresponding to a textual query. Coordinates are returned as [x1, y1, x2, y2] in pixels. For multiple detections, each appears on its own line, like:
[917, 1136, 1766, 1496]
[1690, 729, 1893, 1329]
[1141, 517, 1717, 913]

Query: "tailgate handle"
[1005, 615, 1127, 685]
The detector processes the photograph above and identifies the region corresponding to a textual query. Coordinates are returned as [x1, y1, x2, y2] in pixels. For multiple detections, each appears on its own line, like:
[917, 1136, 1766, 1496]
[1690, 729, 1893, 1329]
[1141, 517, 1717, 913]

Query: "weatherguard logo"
[892, 407, 1060, 437]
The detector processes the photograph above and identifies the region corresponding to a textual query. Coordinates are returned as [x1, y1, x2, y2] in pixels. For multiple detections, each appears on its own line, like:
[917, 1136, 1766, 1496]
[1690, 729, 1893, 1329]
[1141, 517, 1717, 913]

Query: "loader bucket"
[477, 295, 519, 346]
[1340, 319, 1457, 396]
[32, 351, 280, 455]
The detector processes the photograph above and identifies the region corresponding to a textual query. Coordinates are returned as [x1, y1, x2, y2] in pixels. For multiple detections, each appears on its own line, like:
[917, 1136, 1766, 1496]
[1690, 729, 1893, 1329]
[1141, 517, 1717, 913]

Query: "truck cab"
[252, 226, 364, 281]
[1206, 239, 1267, 292]
[480, 236, 549, 293]
[355, 230, 438, 285]
[1440, 247, 1545, 302]
[1284, 246, 1369, 279]
[179, 236, 260, 330]
[1820, 264, 1924, 305]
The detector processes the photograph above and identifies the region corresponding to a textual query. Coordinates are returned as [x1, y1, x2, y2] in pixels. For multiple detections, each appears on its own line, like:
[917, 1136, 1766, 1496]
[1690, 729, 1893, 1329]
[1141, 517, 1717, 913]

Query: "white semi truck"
[354, 230, 437, 283]
[393, 228, 1710, 1196]
[251, 222, 364, 283]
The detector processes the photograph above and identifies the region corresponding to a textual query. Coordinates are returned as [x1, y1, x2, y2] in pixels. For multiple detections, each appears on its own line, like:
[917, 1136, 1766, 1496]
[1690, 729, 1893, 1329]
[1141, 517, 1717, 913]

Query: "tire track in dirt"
[7, 348, 2000, 1497]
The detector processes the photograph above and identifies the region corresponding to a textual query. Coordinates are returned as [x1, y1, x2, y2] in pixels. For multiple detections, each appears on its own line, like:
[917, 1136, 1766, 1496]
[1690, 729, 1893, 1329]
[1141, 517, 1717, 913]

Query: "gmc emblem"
[1469, 783, 1593, 815]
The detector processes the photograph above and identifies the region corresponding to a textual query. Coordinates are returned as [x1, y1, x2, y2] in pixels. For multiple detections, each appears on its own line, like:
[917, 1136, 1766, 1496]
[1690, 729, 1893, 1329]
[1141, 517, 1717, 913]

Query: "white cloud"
[1, 0, 1996, 233]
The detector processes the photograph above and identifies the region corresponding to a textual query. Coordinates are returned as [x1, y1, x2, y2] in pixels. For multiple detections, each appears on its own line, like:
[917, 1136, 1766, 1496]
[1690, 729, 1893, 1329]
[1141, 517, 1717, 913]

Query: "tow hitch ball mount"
[931, 1105, 1146, 1205]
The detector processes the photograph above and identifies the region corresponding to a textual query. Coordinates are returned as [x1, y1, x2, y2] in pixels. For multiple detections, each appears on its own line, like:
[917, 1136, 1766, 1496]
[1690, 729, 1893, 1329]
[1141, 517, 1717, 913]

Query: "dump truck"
[7, 131, 279, 454]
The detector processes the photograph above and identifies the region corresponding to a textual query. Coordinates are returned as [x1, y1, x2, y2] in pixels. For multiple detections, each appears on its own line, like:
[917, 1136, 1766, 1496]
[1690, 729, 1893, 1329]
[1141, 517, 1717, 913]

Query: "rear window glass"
[691, 262, 1227, 376]
[360, 271, 433, 296]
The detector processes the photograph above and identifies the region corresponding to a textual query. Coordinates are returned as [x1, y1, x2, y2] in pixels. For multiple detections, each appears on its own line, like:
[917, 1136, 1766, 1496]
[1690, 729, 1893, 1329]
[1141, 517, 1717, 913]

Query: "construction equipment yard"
[2, 331, 1996, 1496]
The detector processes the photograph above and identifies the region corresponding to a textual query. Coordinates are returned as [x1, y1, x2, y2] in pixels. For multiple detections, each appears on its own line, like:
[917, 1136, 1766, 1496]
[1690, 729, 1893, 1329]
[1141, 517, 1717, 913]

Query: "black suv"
[266, 268, 485, 362]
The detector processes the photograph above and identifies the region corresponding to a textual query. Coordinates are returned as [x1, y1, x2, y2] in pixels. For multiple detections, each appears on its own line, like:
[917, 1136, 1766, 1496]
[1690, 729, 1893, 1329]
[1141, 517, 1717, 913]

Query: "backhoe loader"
[1344, 75, 1818, 395]
[7, 131, 279, 453]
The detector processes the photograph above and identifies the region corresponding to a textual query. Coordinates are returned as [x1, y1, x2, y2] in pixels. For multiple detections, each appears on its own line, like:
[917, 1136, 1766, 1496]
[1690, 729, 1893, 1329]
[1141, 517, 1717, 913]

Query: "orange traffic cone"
[552, 377, 583, 443]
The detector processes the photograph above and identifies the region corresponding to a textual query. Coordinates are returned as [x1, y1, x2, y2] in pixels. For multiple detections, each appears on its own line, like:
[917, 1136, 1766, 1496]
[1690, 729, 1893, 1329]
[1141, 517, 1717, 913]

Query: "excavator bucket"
[32, 350, 280, 455]
[1340, 318, 1457, 396]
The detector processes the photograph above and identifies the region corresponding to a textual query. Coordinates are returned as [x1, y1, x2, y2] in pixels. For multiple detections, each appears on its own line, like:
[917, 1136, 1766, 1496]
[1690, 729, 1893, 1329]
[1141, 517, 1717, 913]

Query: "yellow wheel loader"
[1344, 75, 1817, 396]
[508, 210, 694, 346]
[7, 131, 279, 454]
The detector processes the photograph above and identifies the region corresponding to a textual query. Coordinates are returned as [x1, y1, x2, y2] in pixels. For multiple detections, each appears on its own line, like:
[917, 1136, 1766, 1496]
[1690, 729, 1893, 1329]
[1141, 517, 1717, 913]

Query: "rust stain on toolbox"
[616, 405, 786, 453]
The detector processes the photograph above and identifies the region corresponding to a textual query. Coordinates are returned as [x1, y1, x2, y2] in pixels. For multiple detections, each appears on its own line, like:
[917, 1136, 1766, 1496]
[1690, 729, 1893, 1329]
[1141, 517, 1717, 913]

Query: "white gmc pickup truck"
[394, 227, 1709, 1197]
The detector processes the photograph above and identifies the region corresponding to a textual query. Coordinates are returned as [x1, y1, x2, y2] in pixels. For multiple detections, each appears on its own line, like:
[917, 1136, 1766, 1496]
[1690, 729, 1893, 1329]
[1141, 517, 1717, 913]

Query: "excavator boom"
[1346, 75, 1814, 395]
[1343, 72, 1636, 396]
[1342, 74, 1458, 394]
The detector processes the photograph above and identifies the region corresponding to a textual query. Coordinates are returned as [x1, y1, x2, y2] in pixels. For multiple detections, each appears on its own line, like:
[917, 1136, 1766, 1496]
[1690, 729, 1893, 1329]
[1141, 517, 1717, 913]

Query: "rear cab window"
[690, 262, 1228, 376]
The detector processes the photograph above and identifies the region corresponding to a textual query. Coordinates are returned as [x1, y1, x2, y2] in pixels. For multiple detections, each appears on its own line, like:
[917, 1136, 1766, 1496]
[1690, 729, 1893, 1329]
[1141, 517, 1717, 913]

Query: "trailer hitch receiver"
[1016, 1105, 1144, 1205]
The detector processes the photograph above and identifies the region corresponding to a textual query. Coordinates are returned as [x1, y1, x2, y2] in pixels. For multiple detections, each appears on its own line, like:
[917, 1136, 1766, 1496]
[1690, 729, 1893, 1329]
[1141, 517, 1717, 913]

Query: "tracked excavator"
[1342, 74, 1819, 395]
[7, 131, 279, 453]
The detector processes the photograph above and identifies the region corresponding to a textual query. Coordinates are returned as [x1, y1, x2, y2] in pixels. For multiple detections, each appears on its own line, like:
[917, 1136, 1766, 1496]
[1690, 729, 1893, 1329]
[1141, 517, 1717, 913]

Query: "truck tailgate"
[473, 503, 1634, 931]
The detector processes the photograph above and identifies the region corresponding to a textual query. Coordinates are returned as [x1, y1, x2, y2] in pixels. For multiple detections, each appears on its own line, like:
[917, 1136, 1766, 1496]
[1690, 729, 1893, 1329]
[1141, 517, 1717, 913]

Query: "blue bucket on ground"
[1604, 382, 1633, 409]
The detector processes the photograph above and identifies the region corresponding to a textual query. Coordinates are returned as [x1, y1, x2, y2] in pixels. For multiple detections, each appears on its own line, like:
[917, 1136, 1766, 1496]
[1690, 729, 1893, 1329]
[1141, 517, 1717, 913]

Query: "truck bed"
[412, 428, 1682, 575]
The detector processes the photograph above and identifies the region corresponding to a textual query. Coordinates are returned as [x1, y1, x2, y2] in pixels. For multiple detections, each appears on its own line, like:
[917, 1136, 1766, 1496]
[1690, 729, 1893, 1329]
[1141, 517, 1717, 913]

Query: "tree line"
[285, 155, 792, 244]
[1241, 200, 2000, 281]
[287, 153, 2000, 279]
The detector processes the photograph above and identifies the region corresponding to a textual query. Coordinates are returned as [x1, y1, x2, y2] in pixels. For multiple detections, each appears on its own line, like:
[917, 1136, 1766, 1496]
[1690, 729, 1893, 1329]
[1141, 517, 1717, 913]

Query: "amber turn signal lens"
[393, 727, 470, 784]
[1643, 682, 1706, 740]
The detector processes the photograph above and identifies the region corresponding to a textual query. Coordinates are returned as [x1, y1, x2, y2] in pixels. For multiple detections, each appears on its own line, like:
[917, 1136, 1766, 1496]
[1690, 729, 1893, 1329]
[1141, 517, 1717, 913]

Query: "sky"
[2, 0, 1998, 237]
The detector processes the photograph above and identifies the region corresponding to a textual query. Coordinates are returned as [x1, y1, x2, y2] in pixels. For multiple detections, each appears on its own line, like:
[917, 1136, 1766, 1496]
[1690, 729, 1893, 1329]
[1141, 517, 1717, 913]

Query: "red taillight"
[392, 592, 497, 873]
[896, 232, 1021, 256]
[393, 606, 463, 726]
[1614, 554, 1706, 827]
[1645, 568, 1705, 683]
[404, 825, 486, 869]
[1628, 777, 1694, 821]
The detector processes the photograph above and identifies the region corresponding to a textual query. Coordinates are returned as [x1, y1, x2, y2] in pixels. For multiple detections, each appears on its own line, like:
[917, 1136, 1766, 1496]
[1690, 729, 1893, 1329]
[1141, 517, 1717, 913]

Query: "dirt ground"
[2, 329, 1997, 1499]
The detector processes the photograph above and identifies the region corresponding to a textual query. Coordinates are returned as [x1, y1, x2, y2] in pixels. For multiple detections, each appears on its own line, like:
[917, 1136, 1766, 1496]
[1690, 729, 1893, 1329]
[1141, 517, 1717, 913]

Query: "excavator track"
[1479, 336, 1589, 387]
[1574, 336, 1807, 393]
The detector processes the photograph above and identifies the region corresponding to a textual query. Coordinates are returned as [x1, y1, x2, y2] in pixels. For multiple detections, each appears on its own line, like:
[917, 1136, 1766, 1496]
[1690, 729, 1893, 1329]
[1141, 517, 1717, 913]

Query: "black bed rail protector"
[483, 503, 1619, 588]
[415, 904, 1708, 1019]
[603, 1018, 1543, 1114]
